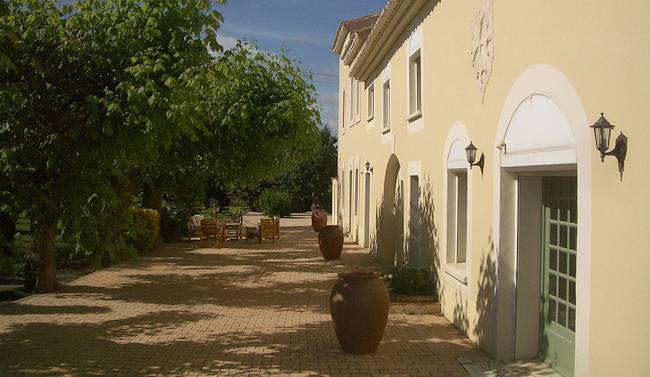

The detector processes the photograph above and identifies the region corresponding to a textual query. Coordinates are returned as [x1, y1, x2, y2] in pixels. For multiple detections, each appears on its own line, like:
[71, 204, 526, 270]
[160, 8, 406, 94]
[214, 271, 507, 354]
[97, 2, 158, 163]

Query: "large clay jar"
[330, 271, 389, 354]
[318, 225, 343, 260]
[311, 210, 328, 232]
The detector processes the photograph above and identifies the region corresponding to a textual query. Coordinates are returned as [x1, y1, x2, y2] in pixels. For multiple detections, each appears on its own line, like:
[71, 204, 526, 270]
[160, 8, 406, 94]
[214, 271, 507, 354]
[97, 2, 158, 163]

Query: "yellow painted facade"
[333, 1, 649, 376]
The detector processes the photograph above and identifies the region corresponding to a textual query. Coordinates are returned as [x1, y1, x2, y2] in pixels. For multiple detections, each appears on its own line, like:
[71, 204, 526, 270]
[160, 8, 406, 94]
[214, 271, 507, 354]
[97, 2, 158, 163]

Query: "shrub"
[126, 207, 160, 254]
[381, 267, 436, 296]
[258, 190, 292, 217]
[160, 204, 186, 242]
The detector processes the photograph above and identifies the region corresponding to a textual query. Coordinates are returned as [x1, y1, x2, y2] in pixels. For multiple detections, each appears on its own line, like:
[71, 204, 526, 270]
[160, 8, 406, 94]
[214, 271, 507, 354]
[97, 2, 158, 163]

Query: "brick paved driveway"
[0, 214, 484, 376]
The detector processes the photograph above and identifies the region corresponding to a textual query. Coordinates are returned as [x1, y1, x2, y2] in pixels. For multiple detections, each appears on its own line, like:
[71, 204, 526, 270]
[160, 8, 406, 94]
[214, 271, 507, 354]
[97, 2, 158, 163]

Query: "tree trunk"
[34, 223, 59, 293]
[142, 182, 162, 213]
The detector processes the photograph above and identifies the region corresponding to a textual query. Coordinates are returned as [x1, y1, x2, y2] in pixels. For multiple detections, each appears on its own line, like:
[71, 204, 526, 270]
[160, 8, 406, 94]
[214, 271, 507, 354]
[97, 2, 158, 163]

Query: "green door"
[541, 176, 577, 377]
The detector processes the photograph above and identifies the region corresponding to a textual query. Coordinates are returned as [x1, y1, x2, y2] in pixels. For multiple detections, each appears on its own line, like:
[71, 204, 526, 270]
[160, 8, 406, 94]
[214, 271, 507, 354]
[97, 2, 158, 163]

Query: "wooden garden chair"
[187, 215, 204, 240]
[273, 216, 280, 239]
[259, 218, 276, 243]
[200, 217, 223, 248]
[223, 212, 245, 241]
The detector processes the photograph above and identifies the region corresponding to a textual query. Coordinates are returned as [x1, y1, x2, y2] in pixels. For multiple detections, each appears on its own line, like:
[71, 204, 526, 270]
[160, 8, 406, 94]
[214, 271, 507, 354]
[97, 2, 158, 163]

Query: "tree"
[275, 126, 338, 212]
[0, 0, 14, 73]
[147, 43, 322, 216]
[0, 0, 223, 291]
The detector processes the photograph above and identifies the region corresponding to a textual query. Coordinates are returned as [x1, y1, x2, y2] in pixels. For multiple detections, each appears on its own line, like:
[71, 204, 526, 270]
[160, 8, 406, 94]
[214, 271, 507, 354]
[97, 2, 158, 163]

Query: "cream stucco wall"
[335, 1, 650, 376]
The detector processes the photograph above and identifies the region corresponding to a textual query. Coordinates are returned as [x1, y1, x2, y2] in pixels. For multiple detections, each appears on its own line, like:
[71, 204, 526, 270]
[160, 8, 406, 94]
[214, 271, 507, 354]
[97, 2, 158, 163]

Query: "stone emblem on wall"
[470, 0, 494, 102]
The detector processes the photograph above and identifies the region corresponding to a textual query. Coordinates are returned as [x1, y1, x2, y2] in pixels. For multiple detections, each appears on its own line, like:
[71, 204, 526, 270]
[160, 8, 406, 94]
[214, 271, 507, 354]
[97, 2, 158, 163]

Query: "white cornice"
[332, 13, 380, 55]
[351, 0, 429, 81]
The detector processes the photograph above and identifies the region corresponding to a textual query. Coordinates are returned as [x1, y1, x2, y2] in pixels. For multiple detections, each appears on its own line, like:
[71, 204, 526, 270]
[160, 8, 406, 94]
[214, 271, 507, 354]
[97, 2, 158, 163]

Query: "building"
[330, 1, 649, 376]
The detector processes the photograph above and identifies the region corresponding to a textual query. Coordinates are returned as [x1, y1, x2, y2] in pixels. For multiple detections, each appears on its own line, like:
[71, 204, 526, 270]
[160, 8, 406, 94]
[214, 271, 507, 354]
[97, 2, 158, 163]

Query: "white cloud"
[222, 24, 331, 46]
[217, 34, 239, 50]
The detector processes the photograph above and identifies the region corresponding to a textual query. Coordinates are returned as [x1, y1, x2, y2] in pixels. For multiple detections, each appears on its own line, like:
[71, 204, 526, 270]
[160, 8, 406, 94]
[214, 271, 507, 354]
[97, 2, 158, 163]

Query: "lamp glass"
[598, 126, 612, 151]
[590, 113, 614, 153]
[465, 142, 477, 164]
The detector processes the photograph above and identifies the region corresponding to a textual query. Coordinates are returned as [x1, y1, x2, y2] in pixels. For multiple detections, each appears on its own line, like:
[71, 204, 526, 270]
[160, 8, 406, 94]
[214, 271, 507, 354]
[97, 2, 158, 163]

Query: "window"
[355, 168, 359, 215]
[409, 51, 422, 117]
[342, 90, 346, 128]
[382, 80, 390, 132]
[355, 80, 360, 119]
[350, 78, 354, 124]
[367, 83, 375, 120]
[446, 170, 468, 283]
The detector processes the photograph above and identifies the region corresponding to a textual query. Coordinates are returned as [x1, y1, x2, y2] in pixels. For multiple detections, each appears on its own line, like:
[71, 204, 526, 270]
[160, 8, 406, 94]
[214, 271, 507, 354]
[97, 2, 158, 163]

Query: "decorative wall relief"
[470, 0, 494, 102]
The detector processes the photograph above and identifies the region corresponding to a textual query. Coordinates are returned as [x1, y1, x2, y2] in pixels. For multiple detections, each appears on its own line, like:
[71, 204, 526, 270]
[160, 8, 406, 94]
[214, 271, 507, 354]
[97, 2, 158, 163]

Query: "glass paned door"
[541, 176, 577, 377]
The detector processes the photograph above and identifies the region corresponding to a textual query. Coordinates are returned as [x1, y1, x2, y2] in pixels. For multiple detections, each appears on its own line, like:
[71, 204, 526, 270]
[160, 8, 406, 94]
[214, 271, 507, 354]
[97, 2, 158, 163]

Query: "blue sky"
[213, 0, 386, 134]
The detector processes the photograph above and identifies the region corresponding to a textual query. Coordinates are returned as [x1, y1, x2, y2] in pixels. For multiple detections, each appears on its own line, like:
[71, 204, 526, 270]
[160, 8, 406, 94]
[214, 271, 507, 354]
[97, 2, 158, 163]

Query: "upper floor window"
[342, 89, 346, 129]
[350, 78, 354, 124]
[382, 80, 390, 133]
[367, 83, 375, 120]
[409, 50, 422, 117]
[355, 80, 360, 119]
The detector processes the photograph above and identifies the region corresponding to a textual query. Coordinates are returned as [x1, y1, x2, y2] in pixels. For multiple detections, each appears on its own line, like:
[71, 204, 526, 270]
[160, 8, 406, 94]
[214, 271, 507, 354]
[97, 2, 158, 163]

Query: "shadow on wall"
[406, 176, 438, 272]
[394, 179, 404, 267]
[370, 154, 400, 266]
[451, 231, 498, 353]
[370, 174, 441, 299]
[336, 174, 343, 226]
[410, 177, 440, 297]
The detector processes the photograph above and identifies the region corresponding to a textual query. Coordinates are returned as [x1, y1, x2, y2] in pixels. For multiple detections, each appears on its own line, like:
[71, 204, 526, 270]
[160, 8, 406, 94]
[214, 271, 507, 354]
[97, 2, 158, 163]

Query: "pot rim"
[337, 271, 380, 279]
[320, 225, 341, 230]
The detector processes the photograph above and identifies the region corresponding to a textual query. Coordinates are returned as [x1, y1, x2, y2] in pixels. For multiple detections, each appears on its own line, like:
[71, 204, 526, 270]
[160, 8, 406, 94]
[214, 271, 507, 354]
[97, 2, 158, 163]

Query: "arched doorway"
[375, 154, 402, 266]
[492, 65, 591, 377]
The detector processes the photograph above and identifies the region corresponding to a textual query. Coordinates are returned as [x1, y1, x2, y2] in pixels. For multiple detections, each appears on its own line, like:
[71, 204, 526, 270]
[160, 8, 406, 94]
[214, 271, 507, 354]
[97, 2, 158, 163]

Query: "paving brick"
[0, 214, 486, 376]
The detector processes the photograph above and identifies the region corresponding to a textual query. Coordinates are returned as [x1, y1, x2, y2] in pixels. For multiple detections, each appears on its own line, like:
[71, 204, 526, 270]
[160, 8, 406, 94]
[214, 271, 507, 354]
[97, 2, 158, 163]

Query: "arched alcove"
[501, 94, 576, 167]
[375, 154, 401, 266]
[491, 64, 591, 377]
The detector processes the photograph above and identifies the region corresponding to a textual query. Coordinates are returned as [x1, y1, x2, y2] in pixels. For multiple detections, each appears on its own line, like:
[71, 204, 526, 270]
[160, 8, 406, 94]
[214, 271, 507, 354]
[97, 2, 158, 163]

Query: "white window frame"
[350, 78, 354, 126]
[343, 88, 347, 125]
[367, 82, 375, 121]
[446, 169, 468, 275]
[408, 49, 422, 120]
[382, 79, 390, 133]
[355, 80, 360, 121]
[443, 136, 473, 287]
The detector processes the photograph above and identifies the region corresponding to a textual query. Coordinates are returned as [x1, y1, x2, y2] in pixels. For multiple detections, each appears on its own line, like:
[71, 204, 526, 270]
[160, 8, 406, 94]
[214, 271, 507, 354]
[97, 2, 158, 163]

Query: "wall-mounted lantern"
[365, 161, 373, 174]
[590, 113, 627, 180]
[465, 141, 485, 175]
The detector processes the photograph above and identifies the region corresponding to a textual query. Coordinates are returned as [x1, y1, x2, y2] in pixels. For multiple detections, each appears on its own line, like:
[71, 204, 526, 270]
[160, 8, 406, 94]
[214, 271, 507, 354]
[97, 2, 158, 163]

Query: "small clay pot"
[330, 271, 389, 354]
[318, 225, 343, 260]
[311, 210, 328, 232]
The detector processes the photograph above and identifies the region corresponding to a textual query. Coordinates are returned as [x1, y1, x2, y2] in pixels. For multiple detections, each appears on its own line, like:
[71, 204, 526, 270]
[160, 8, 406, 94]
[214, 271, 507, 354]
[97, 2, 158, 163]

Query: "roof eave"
[332, 12, 380, 55]
[351, 0, 428, 81]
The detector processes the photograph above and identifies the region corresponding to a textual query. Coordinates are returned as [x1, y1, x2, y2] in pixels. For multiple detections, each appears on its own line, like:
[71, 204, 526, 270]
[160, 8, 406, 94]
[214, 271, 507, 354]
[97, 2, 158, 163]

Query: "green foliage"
[259, 190, 292, 217]
[198, 43, 321, 185]
[0, 0, 224, 284]
[382, 267, 436, 296]
[126, 207, 160, 253]
[274, 127, 337, 212]
[0, 0, 323, 289]
[160, 204, 187, 242]
[228, 205, 247, 221]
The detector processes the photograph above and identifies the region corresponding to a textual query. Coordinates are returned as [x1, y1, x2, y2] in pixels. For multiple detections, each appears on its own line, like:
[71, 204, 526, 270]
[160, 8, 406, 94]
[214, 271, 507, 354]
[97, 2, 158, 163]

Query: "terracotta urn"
[330, 271, 389, 354]
[317, 225, 343, 260]
[311, 210, 328, 232]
